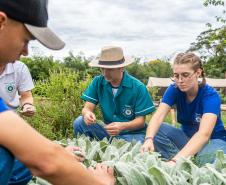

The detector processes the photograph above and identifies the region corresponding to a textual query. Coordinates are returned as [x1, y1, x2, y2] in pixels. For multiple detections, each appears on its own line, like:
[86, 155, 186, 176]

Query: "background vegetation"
[21, 0, 225, 140]
[21, 51, 226, 140]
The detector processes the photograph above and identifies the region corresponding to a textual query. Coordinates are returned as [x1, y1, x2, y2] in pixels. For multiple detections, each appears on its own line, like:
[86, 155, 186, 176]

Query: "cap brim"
[89, 56, 134, 68]
[25, 24, 65, 50]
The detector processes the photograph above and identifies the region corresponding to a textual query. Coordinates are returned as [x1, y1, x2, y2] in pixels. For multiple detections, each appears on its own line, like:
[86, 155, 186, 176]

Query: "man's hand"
[21, 104, 36, 117]
[88, 163, 115, 185]
[84, 111, 96, 125]
[65, 146, 85, 162]
[104, 122, 123, 136]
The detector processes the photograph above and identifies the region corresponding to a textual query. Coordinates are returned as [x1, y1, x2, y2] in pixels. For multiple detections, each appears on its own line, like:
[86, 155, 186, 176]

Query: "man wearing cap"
[0, 60, 36, 116]
[73, 46, 156, 142]
[0, 0, 115, 185]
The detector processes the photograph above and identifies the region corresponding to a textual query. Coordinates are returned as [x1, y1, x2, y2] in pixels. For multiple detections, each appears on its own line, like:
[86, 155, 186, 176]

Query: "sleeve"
[0, 98, 9, 113]
[161, 84, 177, 107]
[17, 63, 34, 92]
[81, 77, 99, 105]
[202, 89, 221, 116]
[134, 85, 156, 117]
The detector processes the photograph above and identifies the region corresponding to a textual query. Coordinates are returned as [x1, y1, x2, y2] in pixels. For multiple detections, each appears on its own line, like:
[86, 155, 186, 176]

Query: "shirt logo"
[195, 113, 202, 123]
[5, 83, 15, 93]
[122, 105, 133, 117]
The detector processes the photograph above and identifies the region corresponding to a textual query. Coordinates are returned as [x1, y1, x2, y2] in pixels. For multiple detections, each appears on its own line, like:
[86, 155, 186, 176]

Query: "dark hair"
[174, 52, 206, 86]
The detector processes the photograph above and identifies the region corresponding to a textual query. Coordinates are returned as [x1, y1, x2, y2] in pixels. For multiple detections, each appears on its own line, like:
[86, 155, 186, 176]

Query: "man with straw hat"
[73, 46, 156, 142]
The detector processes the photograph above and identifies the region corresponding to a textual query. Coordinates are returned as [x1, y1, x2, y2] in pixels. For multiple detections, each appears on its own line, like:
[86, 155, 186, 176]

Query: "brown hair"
[174, 52, 206, 86]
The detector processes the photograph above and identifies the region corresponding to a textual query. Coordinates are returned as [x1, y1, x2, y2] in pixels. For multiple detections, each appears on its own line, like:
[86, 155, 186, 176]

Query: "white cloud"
[28, 0, 224, 61]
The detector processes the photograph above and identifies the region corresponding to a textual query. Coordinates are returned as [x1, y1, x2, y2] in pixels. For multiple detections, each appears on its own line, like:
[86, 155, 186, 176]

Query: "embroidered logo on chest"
[122, 105, 133, 117]
[195, 113, 202, 123]
[5, 83, 15, 93]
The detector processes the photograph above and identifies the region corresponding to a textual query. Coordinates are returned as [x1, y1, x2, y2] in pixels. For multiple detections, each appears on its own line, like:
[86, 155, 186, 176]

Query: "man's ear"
[0, 12, 7, 30]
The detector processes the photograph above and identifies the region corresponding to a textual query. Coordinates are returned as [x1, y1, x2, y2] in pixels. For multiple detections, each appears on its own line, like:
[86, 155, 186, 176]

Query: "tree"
[126, 58, 148, 83]
[21, 56, 63, 81]
[203, 55, 226, 77]
[190, 27, 226, 58]
[63, 52, 101, 80]
[126, 58, 172, 84]
[189, 0, 226, 77]
[189, 0, 225, 57]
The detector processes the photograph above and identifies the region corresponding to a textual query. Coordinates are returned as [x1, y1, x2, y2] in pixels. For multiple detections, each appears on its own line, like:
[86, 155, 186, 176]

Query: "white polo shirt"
[0, 61, 34, 109]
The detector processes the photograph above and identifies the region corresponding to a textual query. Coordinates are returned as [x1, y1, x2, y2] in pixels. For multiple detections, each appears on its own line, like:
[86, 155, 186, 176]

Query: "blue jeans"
[73, 116, 145, 143]
[0, 147, 32, 185]
[153, 123, 226, 165]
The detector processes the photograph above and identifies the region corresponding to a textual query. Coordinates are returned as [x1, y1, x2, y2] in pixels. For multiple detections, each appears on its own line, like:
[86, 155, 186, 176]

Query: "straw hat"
[89, 46, 134, 68]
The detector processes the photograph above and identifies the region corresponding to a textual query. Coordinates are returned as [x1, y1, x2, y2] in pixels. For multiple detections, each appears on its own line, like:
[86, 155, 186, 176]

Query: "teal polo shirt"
[81, 71, 156, 134]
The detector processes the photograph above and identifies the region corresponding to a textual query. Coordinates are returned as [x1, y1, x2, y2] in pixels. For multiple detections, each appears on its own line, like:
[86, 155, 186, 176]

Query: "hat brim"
[89, 56, 134, 68]
[25, 24, 65, 50]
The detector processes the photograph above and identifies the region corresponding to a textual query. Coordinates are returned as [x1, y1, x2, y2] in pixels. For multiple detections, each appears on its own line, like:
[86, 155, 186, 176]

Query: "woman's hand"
[165, 159, 177, 167]
[140, 137, 155, 154]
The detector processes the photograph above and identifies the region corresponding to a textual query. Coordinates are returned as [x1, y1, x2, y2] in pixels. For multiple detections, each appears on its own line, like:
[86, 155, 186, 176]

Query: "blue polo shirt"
[162, 84, 226, 141]
[81, 71, 156, 134]
[0, 97, 9, 113]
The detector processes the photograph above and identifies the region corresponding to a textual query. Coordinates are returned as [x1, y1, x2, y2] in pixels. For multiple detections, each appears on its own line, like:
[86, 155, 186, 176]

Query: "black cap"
[0, 0, 65, 50]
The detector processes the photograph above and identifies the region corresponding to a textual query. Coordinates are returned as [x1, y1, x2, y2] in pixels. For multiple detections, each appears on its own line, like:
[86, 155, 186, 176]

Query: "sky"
[28, 0, 224, 61]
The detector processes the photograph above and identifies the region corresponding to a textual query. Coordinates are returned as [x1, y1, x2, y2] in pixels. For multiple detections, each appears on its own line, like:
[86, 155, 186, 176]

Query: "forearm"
[82, 107, 93, 116]
[145, 114, 163, 138]
[82, 102, 96, 116]
[0, 111, 106, 185]
[146, 110, 165, 138]
[174, 113, 216, 160]
[173, 132, 210, 160]
[145, 103, 171, 138]
[120, 116, 145, 131]
[40, 146, 106, 185]
[20, 91, 34, 106]
[0, 111, 62, 173]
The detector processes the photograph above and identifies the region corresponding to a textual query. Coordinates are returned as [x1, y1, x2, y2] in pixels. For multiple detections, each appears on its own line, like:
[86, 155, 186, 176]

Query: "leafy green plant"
[30, 136, 226, 185]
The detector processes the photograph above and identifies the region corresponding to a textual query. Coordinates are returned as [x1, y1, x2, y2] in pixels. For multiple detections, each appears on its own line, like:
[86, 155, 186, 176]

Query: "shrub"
[25, 68, 101, 140]
[21, 56, 64, 81]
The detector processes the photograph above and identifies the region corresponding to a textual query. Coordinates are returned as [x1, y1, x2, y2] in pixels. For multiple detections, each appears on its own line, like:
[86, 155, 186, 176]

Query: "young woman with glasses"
[141, 52, 226, 166]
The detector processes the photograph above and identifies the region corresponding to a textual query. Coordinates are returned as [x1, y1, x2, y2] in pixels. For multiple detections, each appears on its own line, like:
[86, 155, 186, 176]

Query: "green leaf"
[148, 166, 174, 185]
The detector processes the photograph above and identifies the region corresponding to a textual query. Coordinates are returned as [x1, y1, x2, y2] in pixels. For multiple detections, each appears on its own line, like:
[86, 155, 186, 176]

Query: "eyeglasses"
[171, 72, 196, 82]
